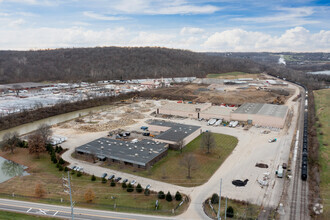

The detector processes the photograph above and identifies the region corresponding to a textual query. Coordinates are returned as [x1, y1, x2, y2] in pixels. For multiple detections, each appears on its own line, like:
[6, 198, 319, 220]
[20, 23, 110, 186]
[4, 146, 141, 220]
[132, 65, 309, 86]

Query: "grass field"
[0, 210, 57, 220]
[314, 89, 330, 218]
[102, 133, 238, 187]
[204, 197, 260, 219]
[0, 149, 187, 216]
[206, 72, 259, 79]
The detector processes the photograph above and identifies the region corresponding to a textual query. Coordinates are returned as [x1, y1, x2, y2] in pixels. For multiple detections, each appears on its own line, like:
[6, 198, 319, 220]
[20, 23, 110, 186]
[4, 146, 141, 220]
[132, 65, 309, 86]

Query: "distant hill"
[0, 47, 264, 84]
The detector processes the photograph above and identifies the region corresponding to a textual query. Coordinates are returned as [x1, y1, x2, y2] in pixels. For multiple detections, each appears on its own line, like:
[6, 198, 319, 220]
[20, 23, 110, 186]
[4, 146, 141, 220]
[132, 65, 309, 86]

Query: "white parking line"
[27, 208, 32, 213]
[53, 211, 58, 216]
[39, 209, 47, 215]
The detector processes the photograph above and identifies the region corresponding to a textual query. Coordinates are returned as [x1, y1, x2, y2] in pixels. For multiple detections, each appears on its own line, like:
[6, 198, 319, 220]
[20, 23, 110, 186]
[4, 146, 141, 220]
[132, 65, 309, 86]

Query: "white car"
[130, 180, 136, 185]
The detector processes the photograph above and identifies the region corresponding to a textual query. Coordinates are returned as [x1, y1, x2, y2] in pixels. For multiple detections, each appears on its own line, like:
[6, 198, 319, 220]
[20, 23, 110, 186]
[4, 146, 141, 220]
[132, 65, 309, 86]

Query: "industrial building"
[148, 120, 202, 149]
[231, 103, 289, 128]
[75, 138, 168, 169]
[156, 102, 236, 121]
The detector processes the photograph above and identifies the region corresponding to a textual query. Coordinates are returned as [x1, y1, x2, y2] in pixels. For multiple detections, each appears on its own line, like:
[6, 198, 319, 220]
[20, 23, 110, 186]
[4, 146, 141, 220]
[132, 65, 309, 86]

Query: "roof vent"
[135, 153, 138, 156]
[129, 147, 132, 150]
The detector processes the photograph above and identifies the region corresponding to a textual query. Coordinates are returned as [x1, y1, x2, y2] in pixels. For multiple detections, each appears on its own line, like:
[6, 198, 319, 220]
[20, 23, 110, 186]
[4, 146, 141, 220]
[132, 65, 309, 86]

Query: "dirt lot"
[141, 83, 294, 105]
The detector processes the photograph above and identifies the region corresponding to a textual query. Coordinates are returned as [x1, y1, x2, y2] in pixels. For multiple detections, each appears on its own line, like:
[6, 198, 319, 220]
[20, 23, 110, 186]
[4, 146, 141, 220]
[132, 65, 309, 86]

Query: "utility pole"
[217, 178, 222, 220]
[63, 171, 75, 220]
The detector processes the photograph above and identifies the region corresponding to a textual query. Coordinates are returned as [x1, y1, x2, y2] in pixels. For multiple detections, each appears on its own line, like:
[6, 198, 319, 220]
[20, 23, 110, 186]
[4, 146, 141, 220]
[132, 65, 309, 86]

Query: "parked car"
[73, 166, 79, 171]
[115, 177, 122, 182]
[78, 167, 83, 172]
[143, 132, 150, 136]
[268, 138, 277, 143]
[146, 184, 151, 190]
[130, 180, 136, 185]
[282, 163, 287, 169]
[122, 179, 128, 183]
[71, 166, 76, 170]
[102, 173, 108, 178]
[108, 175, 115, 180]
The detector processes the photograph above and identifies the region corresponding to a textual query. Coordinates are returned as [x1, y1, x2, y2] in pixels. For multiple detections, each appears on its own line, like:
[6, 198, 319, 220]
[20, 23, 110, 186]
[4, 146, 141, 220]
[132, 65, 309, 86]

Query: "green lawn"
[204, 197, 260, 219]
[103, 133, 238, 187]
[206, 72, 248, 78]
[314, 89, 330, 218]
[0, 210, 58, 220]
[0, 149, 187, 216]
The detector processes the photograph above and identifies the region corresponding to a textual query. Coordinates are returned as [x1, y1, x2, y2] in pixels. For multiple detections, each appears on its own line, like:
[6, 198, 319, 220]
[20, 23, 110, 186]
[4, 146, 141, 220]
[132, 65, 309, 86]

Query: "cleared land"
[142, 83, 292, 105]
[0, 210, 57, 220]
[0, 149, 187, 216]
[203, 197, 261, 219]
[314, 88, 330, 218]
[101, 133, 238, 187]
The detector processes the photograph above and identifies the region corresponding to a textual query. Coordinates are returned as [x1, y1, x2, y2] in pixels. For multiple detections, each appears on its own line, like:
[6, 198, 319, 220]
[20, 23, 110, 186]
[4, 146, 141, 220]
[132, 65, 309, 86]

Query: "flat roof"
[76, 138, 168, 166]
[160, 102, 211, 113]
[233, 103, 288, 118]
[149, 120, 201, 142]
[202, 106, 236, 116]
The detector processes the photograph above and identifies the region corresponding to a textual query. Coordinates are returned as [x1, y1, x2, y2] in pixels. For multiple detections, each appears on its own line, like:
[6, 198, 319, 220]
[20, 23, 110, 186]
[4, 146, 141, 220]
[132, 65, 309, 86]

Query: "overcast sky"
[0, 0, 329, 52]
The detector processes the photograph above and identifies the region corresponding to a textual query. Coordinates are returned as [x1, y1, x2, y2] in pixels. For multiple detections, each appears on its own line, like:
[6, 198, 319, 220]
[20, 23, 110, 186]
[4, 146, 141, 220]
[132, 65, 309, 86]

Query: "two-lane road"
[0, 198, 176, 220]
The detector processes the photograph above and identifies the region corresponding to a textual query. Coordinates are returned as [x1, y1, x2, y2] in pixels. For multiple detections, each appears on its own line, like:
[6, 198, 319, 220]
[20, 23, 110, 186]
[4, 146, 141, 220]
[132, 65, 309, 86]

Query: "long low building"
[156, 102, 288, 128]
[231, 103, 288, 128]
[157, 102, 235, 121]
[148, 120, 202, 149]
[75, 138, 168, 169]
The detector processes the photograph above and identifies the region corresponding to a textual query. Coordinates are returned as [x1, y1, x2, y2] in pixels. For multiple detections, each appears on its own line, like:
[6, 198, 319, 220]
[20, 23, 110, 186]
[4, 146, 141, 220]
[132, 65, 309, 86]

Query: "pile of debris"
[256, 163, 269, 168]
[257, 172, 270, 188]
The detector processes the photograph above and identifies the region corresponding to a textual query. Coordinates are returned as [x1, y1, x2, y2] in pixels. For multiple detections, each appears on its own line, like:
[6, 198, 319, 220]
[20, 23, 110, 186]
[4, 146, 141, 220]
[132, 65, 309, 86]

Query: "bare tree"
[36, 124, 53, 144]
[177, 140, 184, 153]
[28, 133, 46, 158]
[179, 153, 198, 179]
[0, 132, 20, 154]
[35, 183, 45, 198]
[200, 132, 216, 154]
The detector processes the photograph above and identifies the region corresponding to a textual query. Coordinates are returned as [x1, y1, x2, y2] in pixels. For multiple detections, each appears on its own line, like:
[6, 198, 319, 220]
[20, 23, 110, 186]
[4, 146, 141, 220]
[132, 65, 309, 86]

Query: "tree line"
[0, 47, 264, 84]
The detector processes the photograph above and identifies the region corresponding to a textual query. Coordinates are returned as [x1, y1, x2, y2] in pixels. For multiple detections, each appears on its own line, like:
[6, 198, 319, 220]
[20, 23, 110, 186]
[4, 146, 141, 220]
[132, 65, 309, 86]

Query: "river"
[0, 105, 112, 141]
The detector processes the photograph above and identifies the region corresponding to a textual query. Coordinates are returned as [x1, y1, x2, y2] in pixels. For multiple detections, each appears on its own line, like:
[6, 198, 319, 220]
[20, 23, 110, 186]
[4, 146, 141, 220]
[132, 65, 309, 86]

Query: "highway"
[0, 198, 175, 220]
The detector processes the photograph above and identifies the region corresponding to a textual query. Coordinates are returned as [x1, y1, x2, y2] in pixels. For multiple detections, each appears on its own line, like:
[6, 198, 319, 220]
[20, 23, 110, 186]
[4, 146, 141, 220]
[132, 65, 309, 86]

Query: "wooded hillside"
[0, 47, 263, 84]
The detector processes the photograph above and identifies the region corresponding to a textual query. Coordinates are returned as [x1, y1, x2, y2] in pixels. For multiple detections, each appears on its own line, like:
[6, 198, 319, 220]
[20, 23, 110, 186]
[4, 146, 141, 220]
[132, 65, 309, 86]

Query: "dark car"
[115, 177, 122, 182]
[122, 179, 128, 183]
[143, 132, 150, 136]
[108, 175, 115, 180]
[282, 163, 287, 169]
[102, 173, 108, 178]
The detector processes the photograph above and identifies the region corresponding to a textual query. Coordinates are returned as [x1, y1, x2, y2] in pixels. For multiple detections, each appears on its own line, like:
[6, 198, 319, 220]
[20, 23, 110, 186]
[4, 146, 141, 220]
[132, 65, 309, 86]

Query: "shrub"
[58, 165, 63, 171]
[59, 158, 65, 165]
[158, 191, 165, 199]
[127, 183, 134, 192]
[77, 171, 82, 177]
[35, 183, 45, 198]
[136, 184, 143, 193]
[175, 191, 182, 201]
[110, 180, 116, 187]
[71, 170, 75, 175]
[211, 193, 219, 204]
[91, 175, 96, 181]
[122, 182, 127, 189]
[166, 191, 172, 202]
[64, 167, 68, 172]
[58, 146, 63, 152]
[101, 177, 107, 184]
[56, 163, 60, 168]
[226, 206, 234, 218]
[52, 157, 58, 164]
[144, 189, 150, 196]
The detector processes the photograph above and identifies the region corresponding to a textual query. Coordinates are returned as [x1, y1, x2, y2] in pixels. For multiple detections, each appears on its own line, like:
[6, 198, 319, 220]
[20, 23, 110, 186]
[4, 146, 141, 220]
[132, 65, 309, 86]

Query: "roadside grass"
[314, 89, 330, 218]
[0, 210, 57, 220]
[103, 133, 238, 187]
[204, 197, 260, 219]
[0, 149, 187, 216]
